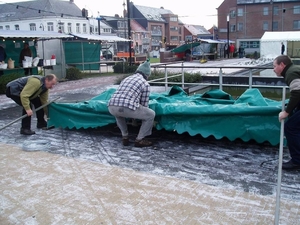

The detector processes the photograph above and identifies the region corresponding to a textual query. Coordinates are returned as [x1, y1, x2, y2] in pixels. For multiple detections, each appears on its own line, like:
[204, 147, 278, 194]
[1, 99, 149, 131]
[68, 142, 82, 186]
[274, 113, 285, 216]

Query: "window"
[170, 26, 178, 31]
[14, 24, 19, 30]
[170, 36, 178, 41]
[58, 22, 64, 33]
[0, 26, 3, 30]
[294, 5, 300, 14]
[293, 20, 300, 29]
[76, 23, 80, 33]
[230, 24, 236, 32]
[272, 21, 278, 30]
[237, 8, 243, 16]
[68, 23, 72, 33]
[170, 16, 177, 22]
[118, 21, 125, 28]
[237, 23, 243, 31]
[90, 25, 94, 33]
[29, 23, 36, 31]
[230, 10, 236, 18]
[240, 41, 260, 49]
[263, 21, 268, 30]
[83, 24, 87, 33]
[47, 22, 54, 31]
[273, 6, 279, 15]
[263, 7, 269, 15]
[5, 25, 10, 30]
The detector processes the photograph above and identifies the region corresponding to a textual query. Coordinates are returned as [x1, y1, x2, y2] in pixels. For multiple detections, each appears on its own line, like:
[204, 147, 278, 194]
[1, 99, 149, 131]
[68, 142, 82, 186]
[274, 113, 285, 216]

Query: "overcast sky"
[1, 0, 224, 29]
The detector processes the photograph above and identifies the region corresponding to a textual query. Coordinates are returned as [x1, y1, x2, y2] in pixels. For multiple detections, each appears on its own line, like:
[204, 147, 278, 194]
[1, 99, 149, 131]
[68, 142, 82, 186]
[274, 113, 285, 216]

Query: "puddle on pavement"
[22, 140, 51, 152]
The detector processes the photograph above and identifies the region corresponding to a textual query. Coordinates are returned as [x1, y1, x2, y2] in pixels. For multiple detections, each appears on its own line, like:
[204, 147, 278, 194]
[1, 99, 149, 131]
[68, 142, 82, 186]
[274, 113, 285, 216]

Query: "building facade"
[217, 0, 300, 54]
[0, 0, 89, 34]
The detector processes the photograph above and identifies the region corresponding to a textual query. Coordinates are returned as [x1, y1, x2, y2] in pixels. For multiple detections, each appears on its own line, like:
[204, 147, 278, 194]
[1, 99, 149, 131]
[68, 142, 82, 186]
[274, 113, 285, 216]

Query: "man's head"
[45, 74, 57, 89]
[24, 42, 29, 48]
[136, 60, 151, 78]
[273, 55, 292, 77]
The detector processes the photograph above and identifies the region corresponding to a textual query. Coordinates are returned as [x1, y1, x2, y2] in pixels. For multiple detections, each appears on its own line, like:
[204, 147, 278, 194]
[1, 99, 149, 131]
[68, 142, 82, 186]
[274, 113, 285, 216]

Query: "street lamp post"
[227, 15, 229, 58]
[123, 1, 126, 39]
[96, 12, 103, 35]
[126, 0, 132, 66]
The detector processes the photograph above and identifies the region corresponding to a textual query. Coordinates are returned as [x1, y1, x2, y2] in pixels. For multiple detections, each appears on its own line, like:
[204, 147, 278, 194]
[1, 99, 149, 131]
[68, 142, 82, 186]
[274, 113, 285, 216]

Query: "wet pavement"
[1, 60, 300, 224]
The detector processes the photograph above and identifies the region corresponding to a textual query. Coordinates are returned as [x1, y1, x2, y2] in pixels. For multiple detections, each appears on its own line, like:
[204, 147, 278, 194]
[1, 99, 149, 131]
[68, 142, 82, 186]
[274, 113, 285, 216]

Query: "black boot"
[20, 128, 36, 135]
[37, 121, 47, 129]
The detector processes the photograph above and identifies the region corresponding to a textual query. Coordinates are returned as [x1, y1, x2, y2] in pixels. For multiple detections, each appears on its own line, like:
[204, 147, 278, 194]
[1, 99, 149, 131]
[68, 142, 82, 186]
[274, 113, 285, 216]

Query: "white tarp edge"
[70, 33, 131, 42]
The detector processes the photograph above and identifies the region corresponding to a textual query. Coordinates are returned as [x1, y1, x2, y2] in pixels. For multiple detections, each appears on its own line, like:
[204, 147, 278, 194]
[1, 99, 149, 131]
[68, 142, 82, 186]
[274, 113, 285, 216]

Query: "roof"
[184, 24, 210, 35]
[261, 31, 300, 42]
[134, 5, 173, 22]
[0, 0, 82, 22]
[0, 30, 72, 39]
[70, 33, 131, 42]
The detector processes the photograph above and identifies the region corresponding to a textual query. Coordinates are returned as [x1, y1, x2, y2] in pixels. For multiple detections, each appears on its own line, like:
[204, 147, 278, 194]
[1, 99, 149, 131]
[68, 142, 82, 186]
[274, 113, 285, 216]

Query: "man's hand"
[26, 109, 33, 116]
[279, 111, 289, 122]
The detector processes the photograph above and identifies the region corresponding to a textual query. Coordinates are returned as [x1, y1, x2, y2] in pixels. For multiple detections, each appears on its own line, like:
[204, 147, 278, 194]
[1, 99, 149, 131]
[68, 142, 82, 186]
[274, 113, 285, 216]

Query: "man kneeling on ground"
[108, 60, 155, 147]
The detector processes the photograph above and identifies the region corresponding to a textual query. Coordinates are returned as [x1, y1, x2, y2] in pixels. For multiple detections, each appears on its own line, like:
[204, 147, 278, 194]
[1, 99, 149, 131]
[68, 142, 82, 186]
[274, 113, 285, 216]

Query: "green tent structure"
[48, 86, 283, 146]
[171, 42, 201, 53]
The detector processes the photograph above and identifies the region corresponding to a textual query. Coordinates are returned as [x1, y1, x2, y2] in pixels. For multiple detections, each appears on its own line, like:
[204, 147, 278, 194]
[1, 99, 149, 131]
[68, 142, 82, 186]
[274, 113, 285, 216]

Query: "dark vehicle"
[101, 50, 113, 60]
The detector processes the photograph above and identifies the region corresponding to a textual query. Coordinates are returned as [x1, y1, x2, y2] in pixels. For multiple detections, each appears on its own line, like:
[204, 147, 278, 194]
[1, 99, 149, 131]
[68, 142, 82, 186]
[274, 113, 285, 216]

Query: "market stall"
[0, 30, 72, 78]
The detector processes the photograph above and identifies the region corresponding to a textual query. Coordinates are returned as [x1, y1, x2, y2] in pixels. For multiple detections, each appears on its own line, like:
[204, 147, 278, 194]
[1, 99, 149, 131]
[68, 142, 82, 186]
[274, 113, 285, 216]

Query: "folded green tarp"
[48, 86, 283, 146]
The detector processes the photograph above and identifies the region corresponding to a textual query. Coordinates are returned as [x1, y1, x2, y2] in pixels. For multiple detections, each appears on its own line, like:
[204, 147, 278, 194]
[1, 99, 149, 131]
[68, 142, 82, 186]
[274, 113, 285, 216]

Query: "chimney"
[70, 0, 74, 3]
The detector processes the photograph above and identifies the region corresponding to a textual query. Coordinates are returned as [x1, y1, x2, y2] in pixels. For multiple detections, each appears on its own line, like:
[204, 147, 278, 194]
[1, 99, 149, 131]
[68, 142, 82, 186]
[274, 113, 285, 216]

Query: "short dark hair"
[274, 55, 292, 66]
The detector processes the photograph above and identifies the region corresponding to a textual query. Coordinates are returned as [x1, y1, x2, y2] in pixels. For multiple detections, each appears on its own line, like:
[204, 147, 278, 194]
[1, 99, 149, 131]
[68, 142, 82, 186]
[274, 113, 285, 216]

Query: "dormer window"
[147, 14, 153, 19]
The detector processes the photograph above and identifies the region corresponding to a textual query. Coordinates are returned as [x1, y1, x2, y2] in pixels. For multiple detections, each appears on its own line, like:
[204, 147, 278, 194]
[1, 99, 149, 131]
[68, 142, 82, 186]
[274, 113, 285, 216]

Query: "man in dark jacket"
[274, 55, 300, 170]
[6, 74, 57, 135]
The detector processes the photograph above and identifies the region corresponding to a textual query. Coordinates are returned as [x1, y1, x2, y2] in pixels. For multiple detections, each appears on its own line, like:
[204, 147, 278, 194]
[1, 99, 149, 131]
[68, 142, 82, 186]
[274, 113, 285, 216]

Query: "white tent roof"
[70, 33, 131, 42]
[0, 30, 72, 39]
[199, 39, 224, 44]
[261, 31, 300, 42]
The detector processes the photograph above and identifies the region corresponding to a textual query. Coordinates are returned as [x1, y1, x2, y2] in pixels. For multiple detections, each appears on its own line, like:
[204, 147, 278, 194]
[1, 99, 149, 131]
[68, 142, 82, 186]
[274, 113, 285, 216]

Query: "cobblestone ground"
[0, 77, 300, 200]
[0, 75, 300, 203]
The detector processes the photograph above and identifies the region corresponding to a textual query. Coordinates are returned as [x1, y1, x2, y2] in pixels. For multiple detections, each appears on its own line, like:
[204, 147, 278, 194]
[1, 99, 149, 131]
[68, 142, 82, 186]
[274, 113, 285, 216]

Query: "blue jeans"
[285, 110, 300, 164]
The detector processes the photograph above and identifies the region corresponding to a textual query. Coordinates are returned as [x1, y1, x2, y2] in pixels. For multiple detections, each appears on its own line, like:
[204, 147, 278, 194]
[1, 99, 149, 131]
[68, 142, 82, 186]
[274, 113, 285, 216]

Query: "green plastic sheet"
[48, 86, 283, 145]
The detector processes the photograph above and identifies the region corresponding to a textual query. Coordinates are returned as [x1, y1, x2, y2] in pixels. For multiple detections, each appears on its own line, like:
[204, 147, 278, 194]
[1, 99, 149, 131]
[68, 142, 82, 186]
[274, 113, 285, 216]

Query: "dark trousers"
[24, 68, 32, 76]
[6, 88, 45, 129]
[284, 110, 300, 164]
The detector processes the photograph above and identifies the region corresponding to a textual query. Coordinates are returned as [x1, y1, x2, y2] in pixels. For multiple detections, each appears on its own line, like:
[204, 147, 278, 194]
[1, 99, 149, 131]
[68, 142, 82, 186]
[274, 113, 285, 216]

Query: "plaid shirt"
[108, 73, 150, 110]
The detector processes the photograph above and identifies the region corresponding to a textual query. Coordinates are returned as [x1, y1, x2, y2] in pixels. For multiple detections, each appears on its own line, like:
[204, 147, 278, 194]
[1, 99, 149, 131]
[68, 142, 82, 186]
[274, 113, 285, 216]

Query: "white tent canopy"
[70, 33, 131, 42]
[260, 31, 300, 58]
[0, 30, 72, 39]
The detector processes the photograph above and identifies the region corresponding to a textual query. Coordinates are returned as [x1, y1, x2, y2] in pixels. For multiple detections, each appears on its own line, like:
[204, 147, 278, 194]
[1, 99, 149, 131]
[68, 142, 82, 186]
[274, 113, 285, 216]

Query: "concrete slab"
[1, 143, 299, 224]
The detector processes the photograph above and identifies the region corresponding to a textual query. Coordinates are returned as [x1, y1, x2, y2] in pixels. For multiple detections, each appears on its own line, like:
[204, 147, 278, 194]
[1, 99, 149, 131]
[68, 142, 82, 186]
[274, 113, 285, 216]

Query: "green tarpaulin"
[48, 86, 283, 146]
[63, 41, 101, 70]
[171, 42, 200, 53]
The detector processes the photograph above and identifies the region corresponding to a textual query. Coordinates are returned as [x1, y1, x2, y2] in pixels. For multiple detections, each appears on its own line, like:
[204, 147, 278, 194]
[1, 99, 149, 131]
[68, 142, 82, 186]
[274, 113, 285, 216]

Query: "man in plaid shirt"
[108, 60, 155, 147]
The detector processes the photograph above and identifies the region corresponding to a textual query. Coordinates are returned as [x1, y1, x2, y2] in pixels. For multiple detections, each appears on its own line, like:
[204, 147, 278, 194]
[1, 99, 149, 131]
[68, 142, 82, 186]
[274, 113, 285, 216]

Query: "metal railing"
[149, 62, 288, 92]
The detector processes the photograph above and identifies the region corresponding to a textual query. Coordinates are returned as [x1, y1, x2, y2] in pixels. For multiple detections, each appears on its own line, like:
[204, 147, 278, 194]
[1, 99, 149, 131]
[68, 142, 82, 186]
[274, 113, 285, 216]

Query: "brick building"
[217, 0, 300, 55]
